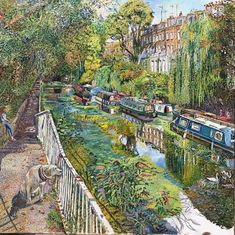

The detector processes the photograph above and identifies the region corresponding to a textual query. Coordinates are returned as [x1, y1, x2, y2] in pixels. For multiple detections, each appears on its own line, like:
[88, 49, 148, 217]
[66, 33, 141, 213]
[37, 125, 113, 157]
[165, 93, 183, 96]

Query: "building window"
[178, 31, 181, 40]
[188, 16, 194, 24]
[177, 19, 183, 25]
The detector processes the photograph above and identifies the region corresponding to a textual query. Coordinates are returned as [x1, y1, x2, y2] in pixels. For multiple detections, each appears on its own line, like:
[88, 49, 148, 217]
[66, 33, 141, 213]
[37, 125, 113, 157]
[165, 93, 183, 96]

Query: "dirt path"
[0, 82, 64, 233]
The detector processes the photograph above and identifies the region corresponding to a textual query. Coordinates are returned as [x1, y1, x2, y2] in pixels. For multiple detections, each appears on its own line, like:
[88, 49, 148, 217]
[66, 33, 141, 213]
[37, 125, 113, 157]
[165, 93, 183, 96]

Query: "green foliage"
[0, 0, 108, 114]
[47, 209, 63, 230]
[134, 73, 168, 99]
[94, 65, 114, 91]
[93, 157, 181, 234]
[94, 62, 169, 100]
[169, 16, 222, 106]
[106, 0, 153, 62]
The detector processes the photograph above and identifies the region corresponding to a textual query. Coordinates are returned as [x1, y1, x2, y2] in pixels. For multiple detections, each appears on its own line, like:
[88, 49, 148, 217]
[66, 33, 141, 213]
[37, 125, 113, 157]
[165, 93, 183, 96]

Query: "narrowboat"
[90, 87, 103, 100]
[172, 114, 235, 154]
[119, 97, 157, 122]
[73, 84, 90, 105]
[154, 104, 173, 116]
[173, 108, 234, 128]
[95, 91, 117, 114]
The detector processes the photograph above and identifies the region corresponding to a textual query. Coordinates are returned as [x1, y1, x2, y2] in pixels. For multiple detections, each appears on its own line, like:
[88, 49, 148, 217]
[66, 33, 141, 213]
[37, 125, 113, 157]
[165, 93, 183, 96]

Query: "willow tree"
[106, 0, 153, 63]
[169, 15, 222, 107]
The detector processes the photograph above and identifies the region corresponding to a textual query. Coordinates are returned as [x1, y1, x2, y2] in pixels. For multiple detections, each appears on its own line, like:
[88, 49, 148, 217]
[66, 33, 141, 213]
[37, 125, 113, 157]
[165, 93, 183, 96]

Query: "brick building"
[104, 1, 224, 74]
[139, 11, 202, 73]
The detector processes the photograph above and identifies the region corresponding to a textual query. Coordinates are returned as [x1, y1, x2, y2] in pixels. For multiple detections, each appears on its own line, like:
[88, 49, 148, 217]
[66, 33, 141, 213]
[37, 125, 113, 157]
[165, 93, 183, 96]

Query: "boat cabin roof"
[181, 115, 231, 131]
[155, 103, 172, 107]
[97, 91, 115, 97]
[195, 117, 227, 129]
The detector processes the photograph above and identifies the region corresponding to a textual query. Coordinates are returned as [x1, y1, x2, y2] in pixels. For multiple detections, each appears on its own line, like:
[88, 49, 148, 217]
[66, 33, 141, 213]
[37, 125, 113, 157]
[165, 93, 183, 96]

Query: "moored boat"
[119, 97, 157, 122]
[154, 104, 173, 116]
[73, 84, 90, 105]
[172, 114, 235, 154]
[173, 108, 234, 128]
[95, 91, 117, 114]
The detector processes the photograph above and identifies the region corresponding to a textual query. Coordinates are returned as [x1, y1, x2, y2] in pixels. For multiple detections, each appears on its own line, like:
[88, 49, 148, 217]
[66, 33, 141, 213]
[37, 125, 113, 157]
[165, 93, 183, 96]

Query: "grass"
[47, 209, 64, 230]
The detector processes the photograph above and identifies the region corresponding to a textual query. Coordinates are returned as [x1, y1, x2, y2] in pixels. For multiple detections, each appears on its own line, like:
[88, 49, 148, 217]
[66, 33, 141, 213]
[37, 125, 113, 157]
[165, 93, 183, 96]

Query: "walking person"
[0, 107, 16, 141]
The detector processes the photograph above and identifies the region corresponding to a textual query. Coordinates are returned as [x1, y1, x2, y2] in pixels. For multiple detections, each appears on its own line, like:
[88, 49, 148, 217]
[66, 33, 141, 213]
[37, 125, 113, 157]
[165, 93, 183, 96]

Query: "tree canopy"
[0, 0, 109, 113]
[106, 0, 153, 63]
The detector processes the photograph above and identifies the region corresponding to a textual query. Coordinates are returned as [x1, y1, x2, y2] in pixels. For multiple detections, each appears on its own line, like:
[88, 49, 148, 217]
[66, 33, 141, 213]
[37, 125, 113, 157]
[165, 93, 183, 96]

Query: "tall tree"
[106, 0, 153, 63]
[169, 16, 221, 107]
[0, 0, 110, 111]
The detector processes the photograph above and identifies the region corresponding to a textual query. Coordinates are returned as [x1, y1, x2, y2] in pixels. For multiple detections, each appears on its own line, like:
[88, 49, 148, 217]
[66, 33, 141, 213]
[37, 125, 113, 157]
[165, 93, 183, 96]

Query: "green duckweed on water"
[42, 84, 234, 231]
[42, 89, 182, 234]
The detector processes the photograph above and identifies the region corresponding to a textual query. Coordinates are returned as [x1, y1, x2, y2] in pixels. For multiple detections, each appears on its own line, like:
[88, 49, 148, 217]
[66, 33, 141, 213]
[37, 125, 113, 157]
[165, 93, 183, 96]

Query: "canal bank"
[41, 83, 234, 234]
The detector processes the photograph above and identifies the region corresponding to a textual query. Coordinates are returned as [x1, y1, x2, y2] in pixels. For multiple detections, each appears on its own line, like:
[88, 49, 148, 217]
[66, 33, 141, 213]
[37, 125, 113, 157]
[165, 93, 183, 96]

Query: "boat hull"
[120, 106, 156, 122]
[171, 123, 234, 155]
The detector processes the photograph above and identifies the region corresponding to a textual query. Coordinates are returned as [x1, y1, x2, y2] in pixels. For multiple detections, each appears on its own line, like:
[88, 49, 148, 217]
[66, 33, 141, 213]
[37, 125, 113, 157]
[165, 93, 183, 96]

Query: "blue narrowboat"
[172, 114, 235, 153]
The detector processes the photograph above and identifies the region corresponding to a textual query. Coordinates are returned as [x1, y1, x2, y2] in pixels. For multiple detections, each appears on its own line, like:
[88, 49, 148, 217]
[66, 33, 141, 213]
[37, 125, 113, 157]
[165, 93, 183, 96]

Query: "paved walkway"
[0, 82, 64, 233]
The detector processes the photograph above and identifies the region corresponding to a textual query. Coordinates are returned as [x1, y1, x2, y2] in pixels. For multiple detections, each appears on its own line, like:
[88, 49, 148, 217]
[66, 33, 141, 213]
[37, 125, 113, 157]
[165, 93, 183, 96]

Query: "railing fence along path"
[36, 111, 114, 234]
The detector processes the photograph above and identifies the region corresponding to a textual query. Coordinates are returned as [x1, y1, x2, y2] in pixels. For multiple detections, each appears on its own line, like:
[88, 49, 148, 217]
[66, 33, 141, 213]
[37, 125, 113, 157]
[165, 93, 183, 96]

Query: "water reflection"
[43, 87, 234, 229]
[120, 136, 166, 168]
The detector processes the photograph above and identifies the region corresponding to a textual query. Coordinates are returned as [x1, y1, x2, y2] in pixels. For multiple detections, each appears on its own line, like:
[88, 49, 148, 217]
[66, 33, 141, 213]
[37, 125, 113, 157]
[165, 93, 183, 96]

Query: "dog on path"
[10, 164, 62, 217]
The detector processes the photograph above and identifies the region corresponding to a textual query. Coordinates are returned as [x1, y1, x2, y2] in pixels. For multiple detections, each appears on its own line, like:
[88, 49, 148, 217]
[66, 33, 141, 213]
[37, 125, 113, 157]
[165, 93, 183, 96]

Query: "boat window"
[231, 130, 235, 143]
[191, 122, 201, 131]
[215, 131, 223, 142]
[179, 118, 188, 127]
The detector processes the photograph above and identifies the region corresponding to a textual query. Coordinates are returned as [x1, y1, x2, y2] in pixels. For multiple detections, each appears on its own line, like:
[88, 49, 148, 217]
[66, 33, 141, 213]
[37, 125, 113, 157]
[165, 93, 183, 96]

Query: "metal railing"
[36, 111, 114, 234]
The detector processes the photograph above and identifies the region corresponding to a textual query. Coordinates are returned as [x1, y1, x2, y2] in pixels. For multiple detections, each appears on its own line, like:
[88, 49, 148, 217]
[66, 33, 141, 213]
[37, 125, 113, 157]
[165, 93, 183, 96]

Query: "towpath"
[0, 82, 64, 233]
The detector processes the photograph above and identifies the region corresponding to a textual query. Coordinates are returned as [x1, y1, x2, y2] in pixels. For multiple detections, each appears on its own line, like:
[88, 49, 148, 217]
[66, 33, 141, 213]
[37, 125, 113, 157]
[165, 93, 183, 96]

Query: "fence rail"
[36, 111, 114, 234]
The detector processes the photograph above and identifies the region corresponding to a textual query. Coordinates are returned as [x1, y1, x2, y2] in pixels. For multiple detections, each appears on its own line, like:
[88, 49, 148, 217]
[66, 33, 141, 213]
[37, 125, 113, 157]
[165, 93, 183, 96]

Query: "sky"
[144, 0, 216, 23]
[109, 0, 217, 24]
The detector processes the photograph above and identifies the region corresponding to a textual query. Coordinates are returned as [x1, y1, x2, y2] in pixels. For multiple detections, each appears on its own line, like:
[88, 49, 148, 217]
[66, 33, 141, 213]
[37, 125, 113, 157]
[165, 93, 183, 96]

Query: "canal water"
[42, 85, 234, 231]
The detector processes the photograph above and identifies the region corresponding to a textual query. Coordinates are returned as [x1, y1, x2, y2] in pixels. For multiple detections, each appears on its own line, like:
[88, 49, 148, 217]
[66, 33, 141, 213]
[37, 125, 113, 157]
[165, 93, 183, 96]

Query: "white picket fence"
[36, 111, 114, 234]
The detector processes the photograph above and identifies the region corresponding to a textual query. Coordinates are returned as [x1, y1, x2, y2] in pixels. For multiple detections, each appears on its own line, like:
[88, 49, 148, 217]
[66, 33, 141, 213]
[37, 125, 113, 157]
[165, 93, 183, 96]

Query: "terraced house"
[139, 11, 201, 74]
